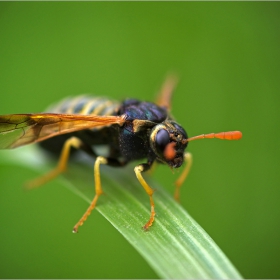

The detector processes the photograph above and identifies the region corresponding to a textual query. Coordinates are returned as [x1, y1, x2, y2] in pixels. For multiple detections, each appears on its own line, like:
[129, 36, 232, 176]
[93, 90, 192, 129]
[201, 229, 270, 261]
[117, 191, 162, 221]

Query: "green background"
[0, 2, 280, 278]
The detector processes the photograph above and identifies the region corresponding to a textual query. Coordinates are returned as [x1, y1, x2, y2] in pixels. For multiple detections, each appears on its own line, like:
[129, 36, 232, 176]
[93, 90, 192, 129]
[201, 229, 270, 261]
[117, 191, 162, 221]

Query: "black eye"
[155, 129, 170, 152]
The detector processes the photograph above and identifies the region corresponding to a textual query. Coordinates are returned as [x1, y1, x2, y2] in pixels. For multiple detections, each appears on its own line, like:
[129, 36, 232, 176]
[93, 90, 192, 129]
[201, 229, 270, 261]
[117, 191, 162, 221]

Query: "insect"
[0, 77, 242, 232]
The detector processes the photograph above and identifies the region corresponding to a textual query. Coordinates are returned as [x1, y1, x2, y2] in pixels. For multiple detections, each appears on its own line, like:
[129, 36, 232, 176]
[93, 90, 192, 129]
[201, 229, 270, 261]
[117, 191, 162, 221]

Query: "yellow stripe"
[65, 95, 88, 114]
[79, 97, 102, 115]
[91, 100, 114, 115]
[102, 103, 120, 116]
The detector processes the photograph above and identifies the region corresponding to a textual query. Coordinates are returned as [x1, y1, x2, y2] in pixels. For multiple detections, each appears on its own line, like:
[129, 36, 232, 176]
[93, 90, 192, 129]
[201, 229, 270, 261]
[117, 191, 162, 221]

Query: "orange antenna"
[183, 131, 242, 144]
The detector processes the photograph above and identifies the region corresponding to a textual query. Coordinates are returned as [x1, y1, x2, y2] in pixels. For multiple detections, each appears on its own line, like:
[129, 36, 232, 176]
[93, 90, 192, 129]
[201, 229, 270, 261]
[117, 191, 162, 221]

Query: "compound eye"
[155, 129, 170, 152]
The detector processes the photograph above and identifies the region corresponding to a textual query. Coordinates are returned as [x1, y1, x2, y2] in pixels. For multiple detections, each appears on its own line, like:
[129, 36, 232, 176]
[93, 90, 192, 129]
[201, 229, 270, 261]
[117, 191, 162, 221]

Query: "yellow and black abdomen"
[47, 95, 120, 117]
[39, 95, 121, 156]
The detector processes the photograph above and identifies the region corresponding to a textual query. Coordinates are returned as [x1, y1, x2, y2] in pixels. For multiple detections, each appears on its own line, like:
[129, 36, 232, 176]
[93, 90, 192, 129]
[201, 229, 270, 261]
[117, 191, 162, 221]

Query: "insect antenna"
[182, 131, 242, 144]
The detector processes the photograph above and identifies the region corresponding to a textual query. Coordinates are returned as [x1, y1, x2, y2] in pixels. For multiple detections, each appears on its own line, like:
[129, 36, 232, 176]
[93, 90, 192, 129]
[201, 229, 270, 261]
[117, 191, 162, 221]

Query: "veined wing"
[155, 75, 178, 111]
[0, 113, 126, 149]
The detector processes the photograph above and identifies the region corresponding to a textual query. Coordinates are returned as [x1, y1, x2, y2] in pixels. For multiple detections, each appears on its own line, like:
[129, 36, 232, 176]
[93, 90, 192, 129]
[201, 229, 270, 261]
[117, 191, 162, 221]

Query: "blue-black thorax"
[116, 99, 168, 161]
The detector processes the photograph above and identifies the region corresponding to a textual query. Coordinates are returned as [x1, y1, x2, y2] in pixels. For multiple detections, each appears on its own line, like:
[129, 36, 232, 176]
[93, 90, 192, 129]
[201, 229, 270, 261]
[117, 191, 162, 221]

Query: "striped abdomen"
[46, 95, 120, 117]
[39, 96, 121, 155]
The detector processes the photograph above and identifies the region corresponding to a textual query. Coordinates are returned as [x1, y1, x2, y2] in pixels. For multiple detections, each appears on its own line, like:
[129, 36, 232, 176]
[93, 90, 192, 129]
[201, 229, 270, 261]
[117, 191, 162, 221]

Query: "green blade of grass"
[0, 146, 242, 279]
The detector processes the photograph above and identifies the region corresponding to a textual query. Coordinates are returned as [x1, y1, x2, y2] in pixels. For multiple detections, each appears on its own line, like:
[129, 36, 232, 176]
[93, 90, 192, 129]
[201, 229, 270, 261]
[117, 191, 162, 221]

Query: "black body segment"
[118, 99, 168, 123]
[117, 98, 169, 162]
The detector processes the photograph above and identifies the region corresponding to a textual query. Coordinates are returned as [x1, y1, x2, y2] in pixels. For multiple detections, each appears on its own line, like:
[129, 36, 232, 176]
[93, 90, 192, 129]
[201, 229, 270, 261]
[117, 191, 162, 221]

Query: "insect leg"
[72, 156, 107, 233]
[25, 136, 84, 189]
[174, 152, 193, 201]
[134, 163, 156, 230]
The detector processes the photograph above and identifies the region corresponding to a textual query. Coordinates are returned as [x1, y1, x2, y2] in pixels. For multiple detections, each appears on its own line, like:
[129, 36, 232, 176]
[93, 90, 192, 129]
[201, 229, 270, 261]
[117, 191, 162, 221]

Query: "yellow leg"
[174, 152, 193, 202]
[25, 137, 83, 189]
[72, 156, 107, 233]
[134, 164, 156, 230]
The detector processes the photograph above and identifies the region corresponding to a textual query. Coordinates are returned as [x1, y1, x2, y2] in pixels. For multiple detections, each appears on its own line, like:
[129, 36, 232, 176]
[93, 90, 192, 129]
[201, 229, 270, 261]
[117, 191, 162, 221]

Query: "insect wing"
[0, 113, 126, 149]
[155, 75, 178, 111]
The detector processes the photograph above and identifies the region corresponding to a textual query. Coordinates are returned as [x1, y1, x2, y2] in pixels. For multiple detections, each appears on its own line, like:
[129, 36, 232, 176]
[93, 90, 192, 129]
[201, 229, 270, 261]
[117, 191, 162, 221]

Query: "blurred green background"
[0, 2, 280, 279]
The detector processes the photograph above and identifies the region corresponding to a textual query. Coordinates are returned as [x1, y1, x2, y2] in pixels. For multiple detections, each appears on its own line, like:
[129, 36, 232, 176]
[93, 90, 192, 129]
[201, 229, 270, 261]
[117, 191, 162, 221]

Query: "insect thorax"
[117, 99, 169, 162]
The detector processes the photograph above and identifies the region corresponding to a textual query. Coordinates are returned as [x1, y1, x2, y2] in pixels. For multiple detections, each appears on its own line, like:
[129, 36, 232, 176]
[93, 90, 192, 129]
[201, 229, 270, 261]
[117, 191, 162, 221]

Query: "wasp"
[0, 77, 242, 232]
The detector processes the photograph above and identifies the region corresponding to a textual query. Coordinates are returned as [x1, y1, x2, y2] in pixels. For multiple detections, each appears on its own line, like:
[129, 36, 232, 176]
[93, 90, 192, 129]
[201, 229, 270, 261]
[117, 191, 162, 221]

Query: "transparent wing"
[0, 113, 126, 149]
[155, 75, 178, 111]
